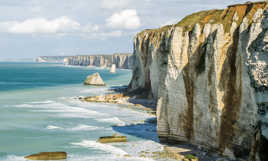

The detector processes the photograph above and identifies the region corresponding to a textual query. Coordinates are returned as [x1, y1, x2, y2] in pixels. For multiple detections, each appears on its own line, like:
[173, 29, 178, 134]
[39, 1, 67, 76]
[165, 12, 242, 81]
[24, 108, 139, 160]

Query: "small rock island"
[84, 72, 105, 86]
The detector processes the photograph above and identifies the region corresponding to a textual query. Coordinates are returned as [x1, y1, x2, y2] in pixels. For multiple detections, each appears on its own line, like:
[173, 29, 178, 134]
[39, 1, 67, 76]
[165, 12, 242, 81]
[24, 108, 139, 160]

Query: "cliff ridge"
[64, 53, 134, 69]
[128, 1, 268, 160]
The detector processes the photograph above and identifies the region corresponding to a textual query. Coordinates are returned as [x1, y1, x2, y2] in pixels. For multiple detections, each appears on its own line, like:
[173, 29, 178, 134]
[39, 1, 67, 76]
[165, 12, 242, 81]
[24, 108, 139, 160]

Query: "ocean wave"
[14, 100, 107, 119]
[0, 154, 155, 161]
[14, 104, 34, 108]
[0, 155, 25, 161]
[0, 81, 28, 85]
[66, 154, 155, 161]
[29, 101, 105, 118]
[46, 124, 101, 131]
[123, 140, 164, 156]
[30, 100, 55, 104]
[69, 124, 100, 131]
[46, 125, 62, 130]
[80, 87, 108, 94]
[71, 140, 128, 156]
[96, 117, 125, 125]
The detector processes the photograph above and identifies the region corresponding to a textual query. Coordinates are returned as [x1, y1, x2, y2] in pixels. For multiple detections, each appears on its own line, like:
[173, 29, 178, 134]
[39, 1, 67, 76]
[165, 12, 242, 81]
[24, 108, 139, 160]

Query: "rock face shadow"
[112, 118, 159, 142]
[108, 85, 157, 111]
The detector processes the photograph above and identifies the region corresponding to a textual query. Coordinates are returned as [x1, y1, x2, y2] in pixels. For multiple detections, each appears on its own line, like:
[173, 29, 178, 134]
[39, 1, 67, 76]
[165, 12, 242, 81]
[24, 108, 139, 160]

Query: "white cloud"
[100, 0, 132, 9]
[82, 24, 99, 33]
[81, 30, 123, 40]
[0, 17, 81, 34]
[0, 16, 125, 39]
[106, 9, 141, 30]
[101, 30, 122, 37]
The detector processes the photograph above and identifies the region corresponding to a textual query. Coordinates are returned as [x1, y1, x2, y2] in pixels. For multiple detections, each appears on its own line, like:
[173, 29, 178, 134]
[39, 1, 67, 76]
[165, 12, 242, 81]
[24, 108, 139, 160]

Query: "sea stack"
[84, 72, 105, 86]
[110, 64, 116, 73]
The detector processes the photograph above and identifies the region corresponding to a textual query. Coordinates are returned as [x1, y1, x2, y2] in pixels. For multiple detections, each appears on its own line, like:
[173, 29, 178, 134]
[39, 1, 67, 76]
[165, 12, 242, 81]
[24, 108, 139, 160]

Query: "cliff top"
[73, 53, 132, 57]
[138, 1, 268, 36]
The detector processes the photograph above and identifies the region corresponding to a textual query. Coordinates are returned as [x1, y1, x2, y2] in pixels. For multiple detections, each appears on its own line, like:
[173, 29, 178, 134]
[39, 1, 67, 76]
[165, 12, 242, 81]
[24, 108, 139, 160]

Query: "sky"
[0, 0, 259, 59]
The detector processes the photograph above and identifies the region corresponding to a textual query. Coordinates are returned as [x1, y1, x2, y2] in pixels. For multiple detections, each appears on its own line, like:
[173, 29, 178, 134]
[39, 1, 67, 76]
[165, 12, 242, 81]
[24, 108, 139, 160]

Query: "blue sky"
[0, 0, 258, 59]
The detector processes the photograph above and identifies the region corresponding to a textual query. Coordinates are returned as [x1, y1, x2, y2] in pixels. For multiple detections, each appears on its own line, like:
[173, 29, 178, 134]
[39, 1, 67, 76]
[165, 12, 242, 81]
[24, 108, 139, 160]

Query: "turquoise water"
[0, 62, 161, 161]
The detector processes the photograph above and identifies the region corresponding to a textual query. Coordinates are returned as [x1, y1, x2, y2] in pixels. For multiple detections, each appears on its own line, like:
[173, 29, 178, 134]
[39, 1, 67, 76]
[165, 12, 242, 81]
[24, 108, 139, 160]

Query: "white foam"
[46, 124, 101, 131]
[14, 104, 34, 108]
[25, 101, 105, 118]
[30, 100, 54, 104]
[46, 125, 61, 130]
[66, 155, 155, 161]
[71, 140, 128, 156]
[96, 117, 125, 125]
[69, 124, 100, 131]
[80, 87, 108, 94]
[124, 140, 164, 155]
[0, 155, 25, 161]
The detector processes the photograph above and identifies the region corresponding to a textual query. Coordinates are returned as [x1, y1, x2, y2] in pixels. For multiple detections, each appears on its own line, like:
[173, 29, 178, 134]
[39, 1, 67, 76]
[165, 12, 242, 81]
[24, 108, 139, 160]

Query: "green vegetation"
[184, 154, 198, 160]
[137, 1, 268, 38]
[176, 9, 223, 32]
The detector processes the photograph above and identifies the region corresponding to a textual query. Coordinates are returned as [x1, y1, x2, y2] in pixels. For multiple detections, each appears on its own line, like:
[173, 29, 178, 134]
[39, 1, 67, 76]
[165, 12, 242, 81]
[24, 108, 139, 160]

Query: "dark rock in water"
[98, 134, 127, 143]
[24, 152, 67, 160]
[84, 72, 105, 86]
[250, 124, 268, 161]
[259, 134, 268, 161]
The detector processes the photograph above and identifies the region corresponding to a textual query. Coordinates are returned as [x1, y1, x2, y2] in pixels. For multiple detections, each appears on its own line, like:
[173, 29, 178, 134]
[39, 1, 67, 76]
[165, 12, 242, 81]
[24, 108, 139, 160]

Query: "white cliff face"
[110, 64, 116, 73]
[129, 2, 268, 160]
[64, 54, 133, 69]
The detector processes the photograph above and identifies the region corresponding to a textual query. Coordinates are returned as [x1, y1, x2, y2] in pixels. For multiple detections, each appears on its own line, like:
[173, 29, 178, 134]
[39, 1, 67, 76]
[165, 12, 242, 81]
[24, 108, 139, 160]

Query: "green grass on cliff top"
[138, 1, 267, 36]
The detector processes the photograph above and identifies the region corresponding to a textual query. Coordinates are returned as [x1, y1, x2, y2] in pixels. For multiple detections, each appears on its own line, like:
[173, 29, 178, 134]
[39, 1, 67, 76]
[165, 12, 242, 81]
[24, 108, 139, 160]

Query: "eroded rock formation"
[84, 72, 105, 86]
[128, 1, 268, 160]
[64, 53, 134, 69]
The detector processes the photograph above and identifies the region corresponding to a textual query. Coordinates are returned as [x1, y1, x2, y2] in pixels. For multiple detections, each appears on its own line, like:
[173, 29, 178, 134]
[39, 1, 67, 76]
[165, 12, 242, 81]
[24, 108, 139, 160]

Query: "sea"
[0, 62, 164, 161]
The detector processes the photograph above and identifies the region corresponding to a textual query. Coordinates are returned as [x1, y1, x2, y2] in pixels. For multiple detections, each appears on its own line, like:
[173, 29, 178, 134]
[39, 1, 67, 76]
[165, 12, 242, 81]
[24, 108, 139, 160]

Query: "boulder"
[24, 152, 67, 160]
[84, 72, 105, 86]
[98, 134, 127, 143]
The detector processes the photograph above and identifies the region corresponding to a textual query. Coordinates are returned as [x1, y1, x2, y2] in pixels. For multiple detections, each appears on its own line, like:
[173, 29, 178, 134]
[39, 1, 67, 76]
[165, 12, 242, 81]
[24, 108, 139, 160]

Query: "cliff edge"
[128, 1, 268, 160]
[64, 53, 134, 69]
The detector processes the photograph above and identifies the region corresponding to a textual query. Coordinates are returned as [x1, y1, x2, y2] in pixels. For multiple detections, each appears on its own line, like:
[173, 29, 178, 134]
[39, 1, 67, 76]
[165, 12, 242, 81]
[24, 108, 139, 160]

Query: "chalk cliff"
[128, 2, 268, 160]
[64, 53, 133, 69]
[36, 56, 68, 63]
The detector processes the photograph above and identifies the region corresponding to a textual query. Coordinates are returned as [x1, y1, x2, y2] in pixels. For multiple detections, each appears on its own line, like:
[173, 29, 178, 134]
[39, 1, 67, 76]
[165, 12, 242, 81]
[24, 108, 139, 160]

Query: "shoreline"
[77, 86, 234, 161]
[63, 64, 132, 71]
[79, 93, 157, 116]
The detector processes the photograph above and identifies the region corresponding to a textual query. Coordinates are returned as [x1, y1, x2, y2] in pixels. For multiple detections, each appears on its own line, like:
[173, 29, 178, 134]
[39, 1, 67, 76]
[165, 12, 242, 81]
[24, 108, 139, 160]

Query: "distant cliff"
[64, 53, 134, 69]
[128, 2, 268, 160]
[36, 56, 68, 63]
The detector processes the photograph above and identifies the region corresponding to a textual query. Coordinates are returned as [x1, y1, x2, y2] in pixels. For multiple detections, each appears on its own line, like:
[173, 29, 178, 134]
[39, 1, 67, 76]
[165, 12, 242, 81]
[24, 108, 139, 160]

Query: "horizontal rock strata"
[128, 1, 268, 160]
[64, 53, 134, 69]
